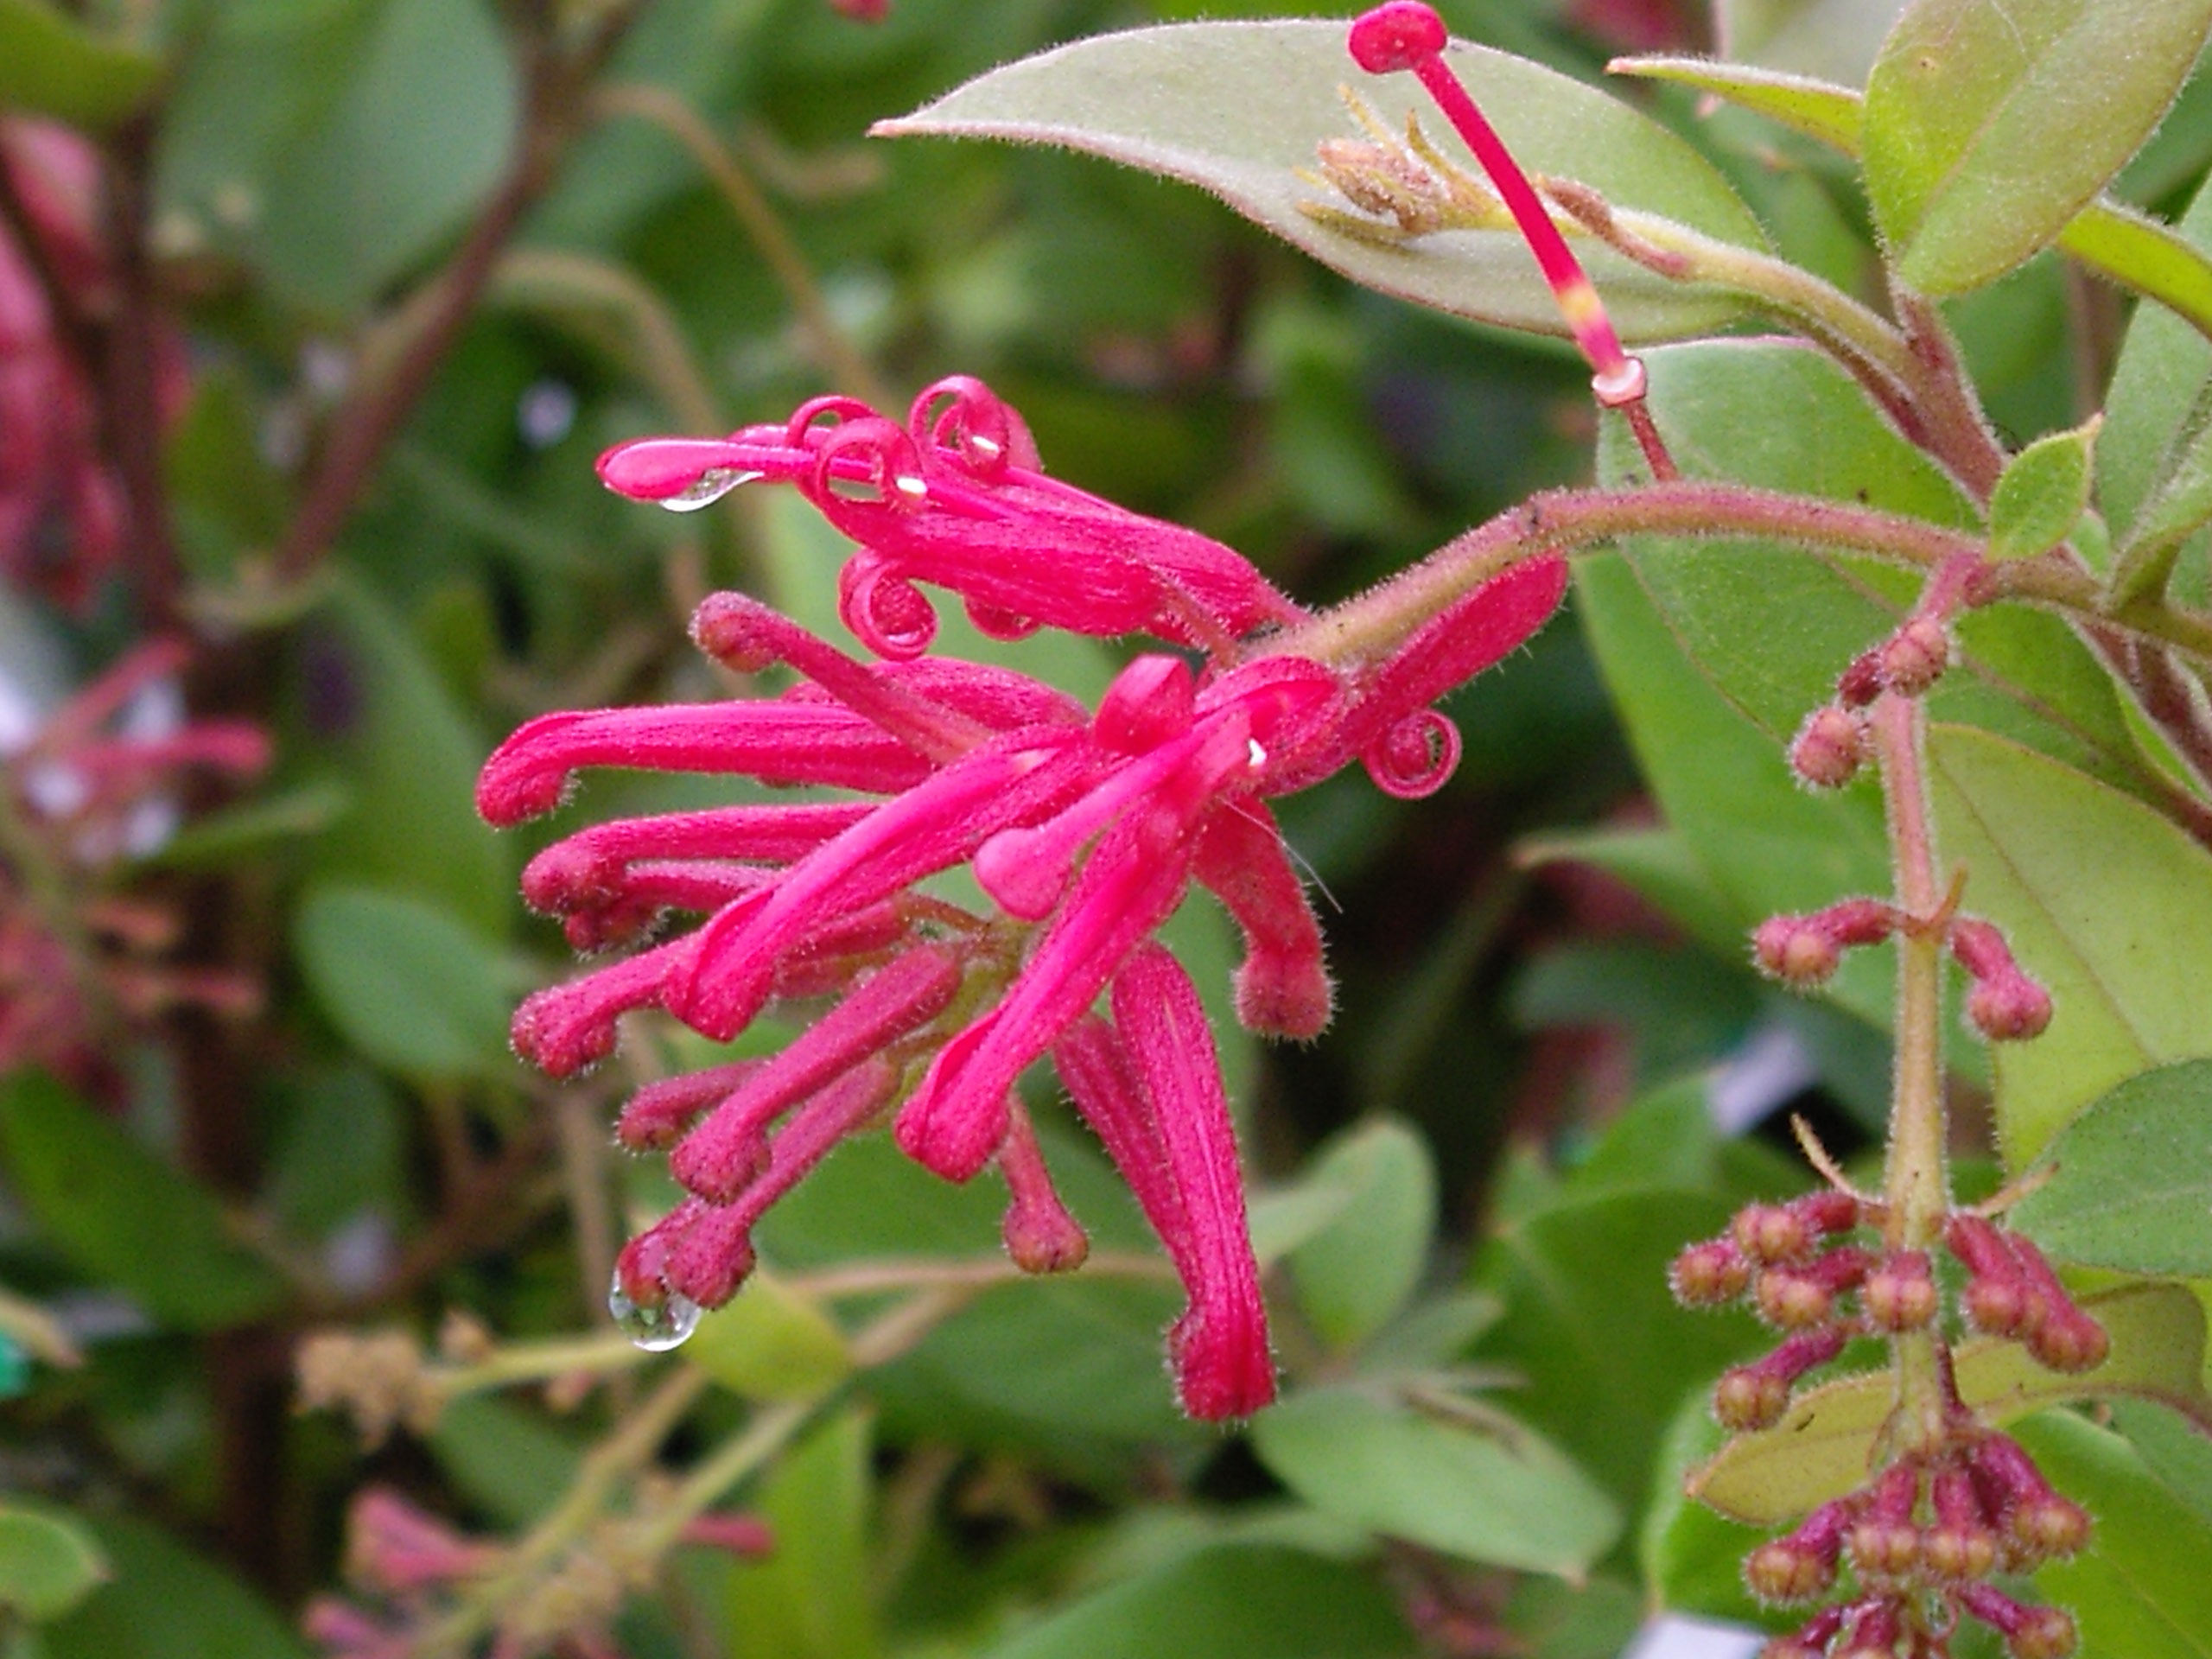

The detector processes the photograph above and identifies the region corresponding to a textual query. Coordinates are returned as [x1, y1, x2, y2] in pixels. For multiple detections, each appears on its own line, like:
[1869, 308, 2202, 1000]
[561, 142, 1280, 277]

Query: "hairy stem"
[1267, 480, 2212, 672]
[1872, 693, 1954, 1457]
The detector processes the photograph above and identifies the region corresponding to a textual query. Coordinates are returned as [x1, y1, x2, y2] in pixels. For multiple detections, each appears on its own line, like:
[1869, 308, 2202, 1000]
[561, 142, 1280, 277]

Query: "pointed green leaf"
[2101, 170, 2212, 606]
[1286, 1118, 1437, 1351]
[1611, 56, 1864, 151]
[0, 1508, 106, 1624]
[0, 1072, 287, 1331]
[1989, 416, 2099, 559]
[2013, 1410, 2212, 1659]
[1862, 0, 2212, 294]
[1926, 726, 2212, 1167]
[2006, 1059, 2212, 1274]
[1690, 1283, 2211, 1523]
[878, 22, 1771, 341]
[293, 884, 516, 1083]
[0, 0, 159, 130]
[1251, 1386, 1622, 1577]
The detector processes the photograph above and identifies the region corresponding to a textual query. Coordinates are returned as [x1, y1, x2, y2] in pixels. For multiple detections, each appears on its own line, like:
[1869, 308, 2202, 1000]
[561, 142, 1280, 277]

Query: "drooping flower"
[486, 378, 1567, 1417]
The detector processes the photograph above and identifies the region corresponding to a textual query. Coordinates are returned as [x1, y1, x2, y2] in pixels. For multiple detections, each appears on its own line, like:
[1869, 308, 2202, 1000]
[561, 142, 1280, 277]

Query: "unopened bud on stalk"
[1669, 1236, 1751, 1306]
[1959, 1583, 2079, 1659]
[1744, 1500, 1849, 1603]
[1949, 918, 2054, 1042]
[1713, 1327, 1848, 1429]
[1789, 704, 1866, 789]
[1877, 614, 1954, 696]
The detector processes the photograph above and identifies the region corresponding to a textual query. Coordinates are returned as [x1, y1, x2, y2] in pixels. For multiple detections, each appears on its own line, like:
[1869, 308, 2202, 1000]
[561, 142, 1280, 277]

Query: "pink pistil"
[1348, 5, 1643, 404]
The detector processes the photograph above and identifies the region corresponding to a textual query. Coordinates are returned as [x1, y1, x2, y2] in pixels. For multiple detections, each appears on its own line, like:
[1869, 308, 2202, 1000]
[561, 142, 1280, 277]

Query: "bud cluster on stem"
[1678, 540, 2097, 1657]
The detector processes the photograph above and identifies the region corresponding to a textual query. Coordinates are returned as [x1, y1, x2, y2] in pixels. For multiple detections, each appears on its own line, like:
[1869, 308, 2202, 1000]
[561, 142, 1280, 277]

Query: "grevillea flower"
[595, 375, 1306, 660]
[0, 120, 188, 608]
[486, 377, 1566, 1417]
[1, 638, 270, 1100]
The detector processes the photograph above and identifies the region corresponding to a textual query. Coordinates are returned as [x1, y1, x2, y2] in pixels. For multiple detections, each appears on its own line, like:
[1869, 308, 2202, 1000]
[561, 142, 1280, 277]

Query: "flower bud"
[1744, 1501, 1848, 1604]
[1669, 1236, 1751, 1306]
[1860, 1250, 1938, 1332]
[1789, 704, 1866, 789]
[1753, 917, 1840, 987]
[1878, 615, 1953, 696]
[1837, 649, 1885, 708]
[1714, 1328, 1847, 1429]
[1960, 1584, 2078, 1659]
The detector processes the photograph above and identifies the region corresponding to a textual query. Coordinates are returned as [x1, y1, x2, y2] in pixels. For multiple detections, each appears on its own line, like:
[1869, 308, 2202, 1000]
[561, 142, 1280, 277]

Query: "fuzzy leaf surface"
[879, 22, 1770, 341]
[2007, 1059, 2212, 1274]
[1862, 0, 2212, 294]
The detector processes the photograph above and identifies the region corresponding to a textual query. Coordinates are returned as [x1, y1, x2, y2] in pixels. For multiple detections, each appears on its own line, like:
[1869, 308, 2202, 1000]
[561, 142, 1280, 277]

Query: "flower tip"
[1170, 1309, 1277, 1421]
[1349, 3, 1447, 73]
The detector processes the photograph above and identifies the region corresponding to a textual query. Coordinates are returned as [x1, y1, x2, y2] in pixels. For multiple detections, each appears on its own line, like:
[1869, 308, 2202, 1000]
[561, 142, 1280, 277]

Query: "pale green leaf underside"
[1692, 1283, 2210, 1524]
[879, 22, 1771, 341]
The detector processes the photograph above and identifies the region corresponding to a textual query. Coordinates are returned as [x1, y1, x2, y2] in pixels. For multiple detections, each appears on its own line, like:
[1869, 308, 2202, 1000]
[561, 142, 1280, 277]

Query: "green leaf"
[2109, 1397, 2212, 1528]
[39, 1512, 307, 1659]
[1611, 60, 2212, 341]
[1862, 0, 2212, 295]
[1284, 1118, 1436, 1351]
[683, 1274, 852, 1402]
[1710, 0, 1907, 83]
[2101, 169, 2212, 606]
[878, 22, 1771, 342]
[293, 884, 516, 1083]
[983, 1543, 1410, 1659]
[1926, 726, 2212, 1167]
[1610, 56, 1864, 151]
[721, 1410, 880, 1659]
[2057, 199, 2212, 356]
[2007, 1059, 2212, 1274]
[1253, 1384, 1619, 1577]
[0, 1508, 106, 1624]
[157, 0, 518, 313]
[429, 1395, 582, 1529]
[1989, 416, 2099, 559]
[299, 577, 512, 938]
[1690, 1283, 2211, 1524]
[1478, 1188, 1768, 1510]
[0, 0, 159, 130]
[2013, 1409, 2212, 1659]
[0, 1072, 287, 1331]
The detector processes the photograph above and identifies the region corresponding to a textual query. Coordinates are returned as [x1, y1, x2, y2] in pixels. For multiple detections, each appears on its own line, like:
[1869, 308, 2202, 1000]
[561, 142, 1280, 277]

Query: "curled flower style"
[488, 385, 1567, 1417]
[1, 638, 270, 1098]
[594, 376, 1306, 660]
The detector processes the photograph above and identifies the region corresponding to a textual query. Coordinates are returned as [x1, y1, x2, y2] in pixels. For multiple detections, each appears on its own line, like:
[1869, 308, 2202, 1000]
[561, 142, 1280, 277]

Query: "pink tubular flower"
[595, 376, 1306, 660]
[489, 377, 1566, 1417]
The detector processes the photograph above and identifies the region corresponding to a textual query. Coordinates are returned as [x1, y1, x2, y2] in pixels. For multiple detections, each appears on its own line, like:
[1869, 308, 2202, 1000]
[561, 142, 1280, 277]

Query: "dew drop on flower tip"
[658, 467, 763, 513]
[608, 1271, 702, 1351]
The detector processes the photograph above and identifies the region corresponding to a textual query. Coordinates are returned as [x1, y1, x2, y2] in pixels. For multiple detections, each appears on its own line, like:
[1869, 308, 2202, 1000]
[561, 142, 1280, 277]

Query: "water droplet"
[608, 1271, 702, 1351]
[657, 467, 762, 513]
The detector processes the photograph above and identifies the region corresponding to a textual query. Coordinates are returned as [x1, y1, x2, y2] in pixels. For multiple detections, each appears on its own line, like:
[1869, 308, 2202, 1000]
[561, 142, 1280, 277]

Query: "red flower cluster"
[0, 120, 187, 608]
[482, 376, 1565, 1417]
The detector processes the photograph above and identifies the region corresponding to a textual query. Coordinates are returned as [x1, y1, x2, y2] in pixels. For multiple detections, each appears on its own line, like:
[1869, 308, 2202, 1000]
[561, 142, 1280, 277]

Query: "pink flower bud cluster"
[1747, 1433, 2088, 1659]
[1788, 553, 1986, 794]
[0, 120, 188, 609]
[488, 375, 1568, 1418]
[2, 639, 269, 1100]
[1675, 1190, 2104, 1658]
[1751, 898, 2050, 1045]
